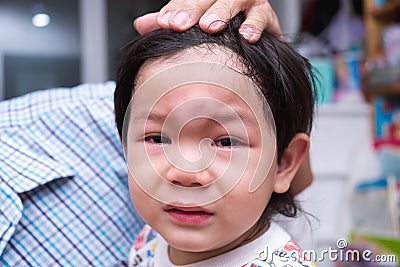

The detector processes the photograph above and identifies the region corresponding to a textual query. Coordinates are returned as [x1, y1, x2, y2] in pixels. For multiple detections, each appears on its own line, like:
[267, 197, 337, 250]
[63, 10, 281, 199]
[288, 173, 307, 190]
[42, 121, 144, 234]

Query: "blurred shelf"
[364, 0, 400, 58]
[372, 0, 400, 21]
[366, 84, 400, 97]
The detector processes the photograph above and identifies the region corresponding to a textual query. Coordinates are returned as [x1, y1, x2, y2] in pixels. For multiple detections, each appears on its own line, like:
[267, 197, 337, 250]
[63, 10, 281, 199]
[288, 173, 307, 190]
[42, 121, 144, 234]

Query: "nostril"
[171, 181, 202, 187]
[172, 181, 183, 186]
[189, 182, 202, 187]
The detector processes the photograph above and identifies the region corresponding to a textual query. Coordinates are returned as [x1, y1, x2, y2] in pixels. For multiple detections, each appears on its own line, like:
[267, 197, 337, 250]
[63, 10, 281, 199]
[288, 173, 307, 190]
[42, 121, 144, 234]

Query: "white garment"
[129, 222, 315, 267]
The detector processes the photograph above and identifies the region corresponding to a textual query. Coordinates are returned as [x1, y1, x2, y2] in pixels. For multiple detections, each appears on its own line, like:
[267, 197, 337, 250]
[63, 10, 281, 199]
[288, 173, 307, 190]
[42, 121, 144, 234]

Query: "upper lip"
[163, 204, 214, 214]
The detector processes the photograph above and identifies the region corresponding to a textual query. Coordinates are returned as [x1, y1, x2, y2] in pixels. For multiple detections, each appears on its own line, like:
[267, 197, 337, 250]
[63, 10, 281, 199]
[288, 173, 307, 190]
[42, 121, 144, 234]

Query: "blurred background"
[1, 0, 399, 266]
[0, 0, 168, 99]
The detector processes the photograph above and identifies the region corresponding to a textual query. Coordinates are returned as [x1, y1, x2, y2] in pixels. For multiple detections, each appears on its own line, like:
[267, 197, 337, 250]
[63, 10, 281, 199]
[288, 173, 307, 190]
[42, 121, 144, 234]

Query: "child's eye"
[213, 137, 243, 148]
[144, 135, 171, 144]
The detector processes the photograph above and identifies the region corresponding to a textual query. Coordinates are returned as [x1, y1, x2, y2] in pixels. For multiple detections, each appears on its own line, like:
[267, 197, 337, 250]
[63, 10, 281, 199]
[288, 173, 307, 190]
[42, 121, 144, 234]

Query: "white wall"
[0, 1, 80, 56]
[79, 0, 108, 83]
[0, 0, 80, 99]
[0, 51, 4, 100]
[0, 0, 110, 99]
[269, 0, 303, 41]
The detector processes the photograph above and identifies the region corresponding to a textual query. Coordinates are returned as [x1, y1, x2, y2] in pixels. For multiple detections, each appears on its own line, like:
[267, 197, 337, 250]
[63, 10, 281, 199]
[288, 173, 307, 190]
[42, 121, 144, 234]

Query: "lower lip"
[165, 209, 213, 224]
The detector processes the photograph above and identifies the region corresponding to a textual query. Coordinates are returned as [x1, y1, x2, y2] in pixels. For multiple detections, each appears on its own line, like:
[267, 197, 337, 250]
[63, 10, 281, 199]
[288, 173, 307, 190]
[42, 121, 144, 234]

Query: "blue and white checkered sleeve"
[0, 81, 116, 130]
[0, 82, 144, 266]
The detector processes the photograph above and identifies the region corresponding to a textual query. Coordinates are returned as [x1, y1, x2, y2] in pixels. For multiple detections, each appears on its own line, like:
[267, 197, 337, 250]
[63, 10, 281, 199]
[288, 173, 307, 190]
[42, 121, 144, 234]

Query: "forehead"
[133, 49, 258, 124]
[129, 47, 273, 132]
[153, 83, 249, 110]
[135, 45, 244, 89]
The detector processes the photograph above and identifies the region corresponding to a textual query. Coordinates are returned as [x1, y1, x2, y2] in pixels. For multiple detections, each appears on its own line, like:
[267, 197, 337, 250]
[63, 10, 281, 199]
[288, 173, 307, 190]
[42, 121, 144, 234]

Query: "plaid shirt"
[0, 82, 144, 266]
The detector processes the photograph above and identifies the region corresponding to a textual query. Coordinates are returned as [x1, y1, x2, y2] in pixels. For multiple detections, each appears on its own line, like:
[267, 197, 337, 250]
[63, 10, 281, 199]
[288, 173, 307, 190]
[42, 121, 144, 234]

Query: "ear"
[273, 133, 310, 194]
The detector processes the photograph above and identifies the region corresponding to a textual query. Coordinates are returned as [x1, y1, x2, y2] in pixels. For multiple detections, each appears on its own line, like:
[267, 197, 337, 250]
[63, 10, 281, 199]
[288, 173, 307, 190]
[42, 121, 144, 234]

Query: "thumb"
[133, 12, 160, 35]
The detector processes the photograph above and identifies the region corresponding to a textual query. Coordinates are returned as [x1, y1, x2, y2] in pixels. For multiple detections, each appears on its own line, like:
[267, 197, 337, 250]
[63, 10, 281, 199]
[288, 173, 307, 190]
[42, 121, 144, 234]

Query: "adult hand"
[133, 0, 281, 43]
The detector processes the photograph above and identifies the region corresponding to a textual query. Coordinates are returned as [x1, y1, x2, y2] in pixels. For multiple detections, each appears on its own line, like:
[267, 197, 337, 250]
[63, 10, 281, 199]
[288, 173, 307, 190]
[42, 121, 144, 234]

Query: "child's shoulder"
[133, 224, 158, 252]
[128, 225, 159, 267]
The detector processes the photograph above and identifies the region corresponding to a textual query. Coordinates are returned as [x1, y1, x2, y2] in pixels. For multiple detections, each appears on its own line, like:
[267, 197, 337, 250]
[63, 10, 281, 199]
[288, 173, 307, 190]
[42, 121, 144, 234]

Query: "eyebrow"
[213, 112, 259, 128]
[132, 110, 259, 128]
[133, 111, 167, 122]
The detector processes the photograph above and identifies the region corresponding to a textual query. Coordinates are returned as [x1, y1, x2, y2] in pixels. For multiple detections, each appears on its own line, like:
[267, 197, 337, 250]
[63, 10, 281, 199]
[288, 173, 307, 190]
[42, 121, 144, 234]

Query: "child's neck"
[168, 222, 270, 265]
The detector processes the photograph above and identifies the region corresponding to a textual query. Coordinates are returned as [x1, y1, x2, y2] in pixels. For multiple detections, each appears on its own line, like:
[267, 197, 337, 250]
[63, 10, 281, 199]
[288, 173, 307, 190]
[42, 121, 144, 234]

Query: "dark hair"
[114, 14, 316, 230]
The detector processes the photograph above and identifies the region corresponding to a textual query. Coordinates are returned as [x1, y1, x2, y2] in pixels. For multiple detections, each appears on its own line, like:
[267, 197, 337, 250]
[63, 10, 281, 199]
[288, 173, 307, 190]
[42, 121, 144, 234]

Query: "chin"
[163, 232, 220, 252]
[171, 243, 208, 252]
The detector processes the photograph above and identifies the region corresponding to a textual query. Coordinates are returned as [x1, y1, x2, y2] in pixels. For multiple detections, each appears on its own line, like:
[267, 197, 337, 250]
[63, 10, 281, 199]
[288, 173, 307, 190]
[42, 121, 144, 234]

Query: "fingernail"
[159, 12, 172, 26]
[171, 12, 189, 26]
[133, 18, 138, 29]
[239, 26, 256, 41]
[204, 14, 223, 30]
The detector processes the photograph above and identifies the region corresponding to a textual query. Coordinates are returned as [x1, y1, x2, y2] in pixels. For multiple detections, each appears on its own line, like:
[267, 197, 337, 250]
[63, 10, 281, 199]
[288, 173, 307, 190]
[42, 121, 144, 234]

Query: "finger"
[198, 0, 283, 43]
[133, 12, 161, 35]
[157, 0, 217, 32]
[198, 0, 247, 34]
[238, 1, 283, 43]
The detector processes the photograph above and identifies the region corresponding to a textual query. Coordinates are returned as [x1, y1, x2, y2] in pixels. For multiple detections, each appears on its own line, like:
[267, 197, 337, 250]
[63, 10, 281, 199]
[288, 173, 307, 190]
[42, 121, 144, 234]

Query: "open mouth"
[164, 205, 214, 224]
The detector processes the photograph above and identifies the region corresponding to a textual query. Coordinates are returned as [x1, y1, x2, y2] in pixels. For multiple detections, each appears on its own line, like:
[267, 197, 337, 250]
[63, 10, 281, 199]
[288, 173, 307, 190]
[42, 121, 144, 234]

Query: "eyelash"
[213, 137, 243, 148]
[144, 135, 171, 144]
[144, 135, 244, 148]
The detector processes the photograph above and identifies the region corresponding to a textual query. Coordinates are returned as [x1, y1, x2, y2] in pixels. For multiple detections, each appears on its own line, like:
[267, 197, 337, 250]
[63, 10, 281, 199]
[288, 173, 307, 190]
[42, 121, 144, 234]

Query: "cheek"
[223, 180, 273, 227]
[128, 173, 158, 222]
[224, 160, 278, 223]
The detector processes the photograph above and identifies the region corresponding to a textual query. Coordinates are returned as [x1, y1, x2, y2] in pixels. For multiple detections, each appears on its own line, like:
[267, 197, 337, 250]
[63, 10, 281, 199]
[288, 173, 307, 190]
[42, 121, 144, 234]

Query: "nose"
[161, 129, 218, 187]
[164, 163, 215, 188]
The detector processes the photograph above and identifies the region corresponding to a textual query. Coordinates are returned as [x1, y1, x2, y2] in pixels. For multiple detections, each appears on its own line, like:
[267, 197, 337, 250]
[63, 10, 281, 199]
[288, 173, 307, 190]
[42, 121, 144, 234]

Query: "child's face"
[126, 49, 283, 260]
